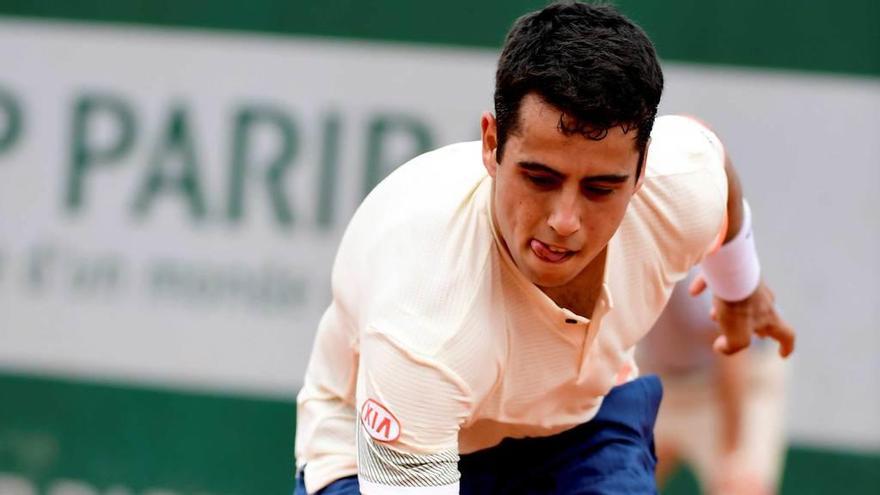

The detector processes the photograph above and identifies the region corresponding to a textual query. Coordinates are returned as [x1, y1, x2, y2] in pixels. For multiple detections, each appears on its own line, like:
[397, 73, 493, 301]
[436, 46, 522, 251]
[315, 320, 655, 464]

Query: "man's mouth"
[530, 239, 576, 263]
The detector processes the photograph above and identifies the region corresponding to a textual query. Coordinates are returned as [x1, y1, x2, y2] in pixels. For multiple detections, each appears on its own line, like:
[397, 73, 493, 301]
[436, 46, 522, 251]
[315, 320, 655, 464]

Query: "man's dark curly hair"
[494, 1, 664, 179]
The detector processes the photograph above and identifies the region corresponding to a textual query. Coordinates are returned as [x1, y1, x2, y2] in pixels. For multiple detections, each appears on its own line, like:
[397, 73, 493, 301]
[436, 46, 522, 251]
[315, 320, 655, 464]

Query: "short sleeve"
[677, 115, 730, 256]
[356, 327, 473, 493]
[643, 115, 729, 272]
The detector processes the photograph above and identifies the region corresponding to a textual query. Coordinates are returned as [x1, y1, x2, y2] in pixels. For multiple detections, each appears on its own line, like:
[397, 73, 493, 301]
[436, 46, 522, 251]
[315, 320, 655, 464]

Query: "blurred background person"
[639, 269, 787, 495]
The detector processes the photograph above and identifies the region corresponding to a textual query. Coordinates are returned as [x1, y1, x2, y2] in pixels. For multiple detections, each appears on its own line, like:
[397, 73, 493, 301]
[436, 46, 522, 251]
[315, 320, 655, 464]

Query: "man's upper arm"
[356, 328, 472, 494]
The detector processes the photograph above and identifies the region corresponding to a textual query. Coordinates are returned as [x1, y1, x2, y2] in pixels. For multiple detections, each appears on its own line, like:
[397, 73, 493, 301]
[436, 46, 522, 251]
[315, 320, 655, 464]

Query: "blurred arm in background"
[639, 268, 788, 495]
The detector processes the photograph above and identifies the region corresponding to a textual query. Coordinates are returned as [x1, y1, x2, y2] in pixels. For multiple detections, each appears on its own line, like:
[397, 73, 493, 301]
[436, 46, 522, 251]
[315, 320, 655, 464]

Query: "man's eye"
[527, 175, 557, 188]
[583, 186, 613, 196]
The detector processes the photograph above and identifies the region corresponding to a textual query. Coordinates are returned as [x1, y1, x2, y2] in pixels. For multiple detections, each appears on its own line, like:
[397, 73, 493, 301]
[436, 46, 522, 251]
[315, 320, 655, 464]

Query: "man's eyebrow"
[518, 161, 565, 177]
[518, 161, 630, 183]
[582, 174, 630, 184]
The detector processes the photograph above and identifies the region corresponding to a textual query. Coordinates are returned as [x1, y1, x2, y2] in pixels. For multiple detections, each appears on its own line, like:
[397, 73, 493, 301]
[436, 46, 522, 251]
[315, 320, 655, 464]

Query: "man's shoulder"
[332, 141, 496, 354]
[645, 115, 726, 179]
[640, 114, 728, 212]
[351, 141, 487, 228]
[620, 115, 728, 275]
[377, 140, 486, 194]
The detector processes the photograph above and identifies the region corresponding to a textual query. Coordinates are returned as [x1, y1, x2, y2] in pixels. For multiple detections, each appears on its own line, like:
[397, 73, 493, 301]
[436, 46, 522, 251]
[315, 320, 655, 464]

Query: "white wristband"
[700, 199, 761, 301]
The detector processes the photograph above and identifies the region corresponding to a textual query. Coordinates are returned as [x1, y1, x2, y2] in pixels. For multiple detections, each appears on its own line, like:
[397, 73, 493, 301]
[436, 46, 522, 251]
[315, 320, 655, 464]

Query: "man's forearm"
[702, 154, 762, 303]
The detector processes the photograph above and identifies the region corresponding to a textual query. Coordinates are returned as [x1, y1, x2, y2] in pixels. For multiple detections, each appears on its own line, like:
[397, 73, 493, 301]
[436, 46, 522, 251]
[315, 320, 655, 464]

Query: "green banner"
[2, 371, 879, 494]
[0, 372, 296, 494]
[0, 0, 876, 76]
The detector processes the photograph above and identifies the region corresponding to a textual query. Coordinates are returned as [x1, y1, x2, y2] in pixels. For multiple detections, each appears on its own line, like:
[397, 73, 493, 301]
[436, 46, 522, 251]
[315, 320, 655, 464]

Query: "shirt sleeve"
[356, 327, 473, 493]
[643, 115, 729, 273]
[296, 300, 361, 493]
[677, 115, 730, 256]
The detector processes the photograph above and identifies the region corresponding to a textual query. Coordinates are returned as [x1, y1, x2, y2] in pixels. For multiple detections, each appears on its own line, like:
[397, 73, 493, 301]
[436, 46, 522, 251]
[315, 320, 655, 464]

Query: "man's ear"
[481, 111, 499, 177]
[634, 137, 650, 193]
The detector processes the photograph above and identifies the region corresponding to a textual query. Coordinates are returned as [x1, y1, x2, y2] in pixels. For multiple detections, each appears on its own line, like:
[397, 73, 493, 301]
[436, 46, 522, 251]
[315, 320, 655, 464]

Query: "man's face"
[481, 94, 645, 288]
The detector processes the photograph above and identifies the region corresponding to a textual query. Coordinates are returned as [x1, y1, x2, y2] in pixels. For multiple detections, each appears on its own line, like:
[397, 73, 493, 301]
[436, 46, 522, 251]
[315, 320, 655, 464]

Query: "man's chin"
[523, 265, 579, 288]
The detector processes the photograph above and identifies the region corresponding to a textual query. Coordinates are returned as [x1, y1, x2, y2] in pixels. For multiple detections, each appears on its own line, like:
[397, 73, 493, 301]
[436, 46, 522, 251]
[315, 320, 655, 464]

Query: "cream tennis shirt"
[296, 115, 728, 493]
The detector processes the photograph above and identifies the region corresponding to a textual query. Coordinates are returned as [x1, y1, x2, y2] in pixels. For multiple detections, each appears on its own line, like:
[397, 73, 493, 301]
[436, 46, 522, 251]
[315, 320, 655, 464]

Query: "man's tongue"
[531, 239, 568, 262]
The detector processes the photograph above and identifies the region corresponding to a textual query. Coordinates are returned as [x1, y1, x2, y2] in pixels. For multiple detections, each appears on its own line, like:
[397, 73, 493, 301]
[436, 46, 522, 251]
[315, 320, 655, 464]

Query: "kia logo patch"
[360, 399, 401, 442]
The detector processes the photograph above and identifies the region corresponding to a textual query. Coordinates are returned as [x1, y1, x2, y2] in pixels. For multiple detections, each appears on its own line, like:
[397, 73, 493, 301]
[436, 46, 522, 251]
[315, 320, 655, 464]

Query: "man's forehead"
[514, 98, 641, 152]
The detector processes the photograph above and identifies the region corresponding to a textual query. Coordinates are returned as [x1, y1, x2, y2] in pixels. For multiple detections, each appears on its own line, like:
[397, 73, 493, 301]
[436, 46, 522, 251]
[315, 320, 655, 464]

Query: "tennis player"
[295, 2, 795, 493]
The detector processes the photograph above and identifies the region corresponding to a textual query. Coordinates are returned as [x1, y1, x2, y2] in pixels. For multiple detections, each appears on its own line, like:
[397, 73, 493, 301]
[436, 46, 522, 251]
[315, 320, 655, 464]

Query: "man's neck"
[539, 247, 607, 319]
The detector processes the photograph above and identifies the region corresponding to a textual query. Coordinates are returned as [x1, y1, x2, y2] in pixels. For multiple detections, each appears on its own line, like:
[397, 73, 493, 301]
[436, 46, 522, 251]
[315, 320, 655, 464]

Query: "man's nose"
[547, 196, 581, 237]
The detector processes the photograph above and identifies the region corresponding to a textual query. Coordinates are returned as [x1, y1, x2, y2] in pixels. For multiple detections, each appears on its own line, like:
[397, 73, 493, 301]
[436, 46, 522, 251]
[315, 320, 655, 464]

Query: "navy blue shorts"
[296, 374, 662, 494]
